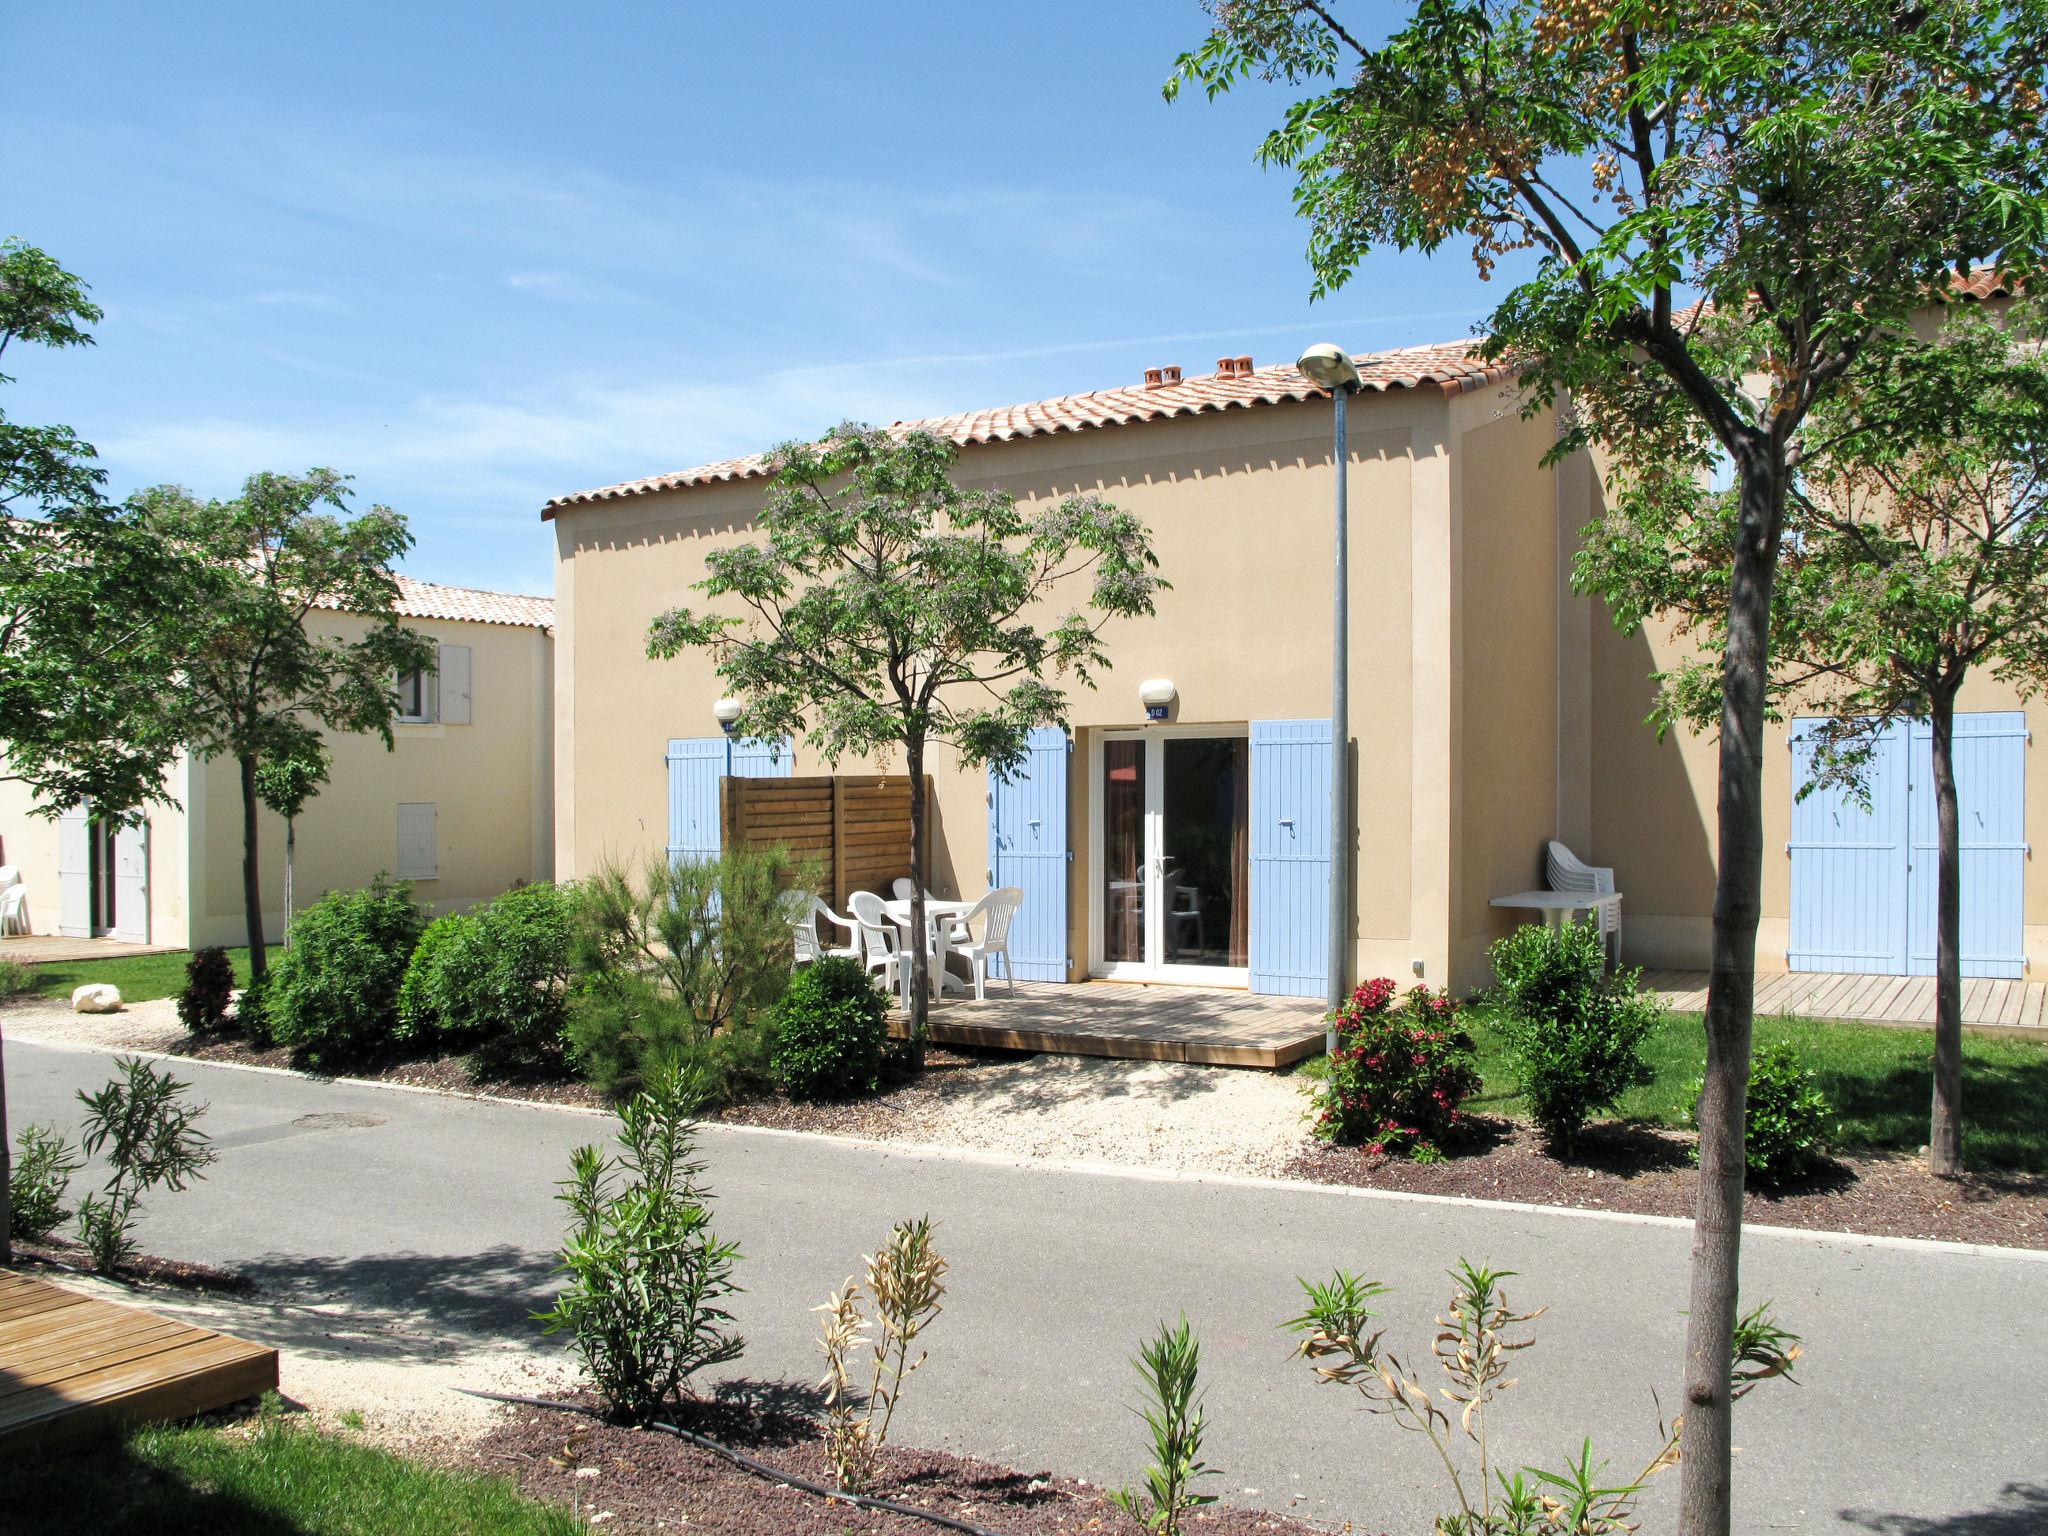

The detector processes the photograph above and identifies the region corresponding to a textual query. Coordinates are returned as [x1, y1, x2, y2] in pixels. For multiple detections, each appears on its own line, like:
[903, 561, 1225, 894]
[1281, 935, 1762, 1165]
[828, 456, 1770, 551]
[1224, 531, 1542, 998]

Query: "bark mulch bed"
[13, 1233, 255, 1295]
[1286, 1117, 2048, 1250]
[473, 1393, 1340, 1536]
[161, 1033, 612, 1110]
[711, 1045, 1005, 1137]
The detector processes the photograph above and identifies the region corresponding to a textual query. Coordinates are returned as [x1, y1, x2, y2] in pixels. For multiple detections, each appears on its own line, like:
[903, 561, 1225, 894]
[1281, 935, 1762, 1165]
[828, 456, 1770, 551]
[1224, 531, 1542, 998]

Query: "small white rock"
[71, 983, 123, 1013]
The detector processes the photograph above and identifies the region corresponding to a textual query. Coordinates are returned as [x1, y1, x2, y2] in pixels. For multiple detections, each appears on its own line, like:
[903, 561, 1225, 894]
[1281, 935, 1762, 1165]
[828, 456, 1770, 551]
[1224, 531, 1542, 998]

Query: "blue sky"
[8, 2, 1531, 597]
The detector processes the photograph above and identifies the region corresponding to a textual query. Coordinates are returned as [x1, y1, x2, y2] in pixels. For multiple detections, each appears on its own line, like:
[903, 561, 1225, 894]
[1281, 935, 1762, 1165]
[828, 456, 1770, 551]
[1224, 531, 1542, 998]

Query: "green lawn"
[0, 1410, 579, 1535]
[5, 946, 278, 1005]
[1460, 1006, 2048, 1172]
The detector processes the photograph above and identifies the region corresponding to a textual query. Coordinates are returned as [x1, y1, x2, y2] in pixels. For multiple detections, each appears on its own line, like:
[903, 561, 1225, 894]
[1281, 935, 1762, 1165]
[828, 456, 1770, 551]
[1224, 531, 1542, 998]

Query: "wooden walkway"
[0, 1270, 277, 1454]
[1643, 968, 2048, 1033]
[0, 935, 180, 965]
[892, 979, 1326, 1069]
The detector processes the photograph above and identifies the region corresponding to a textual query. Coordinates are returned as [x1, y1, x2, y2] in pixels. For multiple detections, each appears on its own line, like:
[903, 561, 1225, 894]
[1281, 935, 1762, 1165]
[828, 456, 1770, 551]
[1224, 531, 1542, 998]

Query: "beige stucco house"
[545, 326, 2047, 999]
[0, 576, 554, 950]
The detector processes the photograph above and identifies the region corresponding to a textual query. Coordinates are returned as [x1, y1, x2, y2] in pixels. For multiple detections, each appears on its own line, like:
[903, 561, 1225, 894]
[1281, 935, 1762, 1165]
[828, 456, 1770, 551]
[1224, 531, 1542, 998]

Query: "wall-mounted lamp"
[712, 697, 744, 735]
[1139, 679, 1176, 723]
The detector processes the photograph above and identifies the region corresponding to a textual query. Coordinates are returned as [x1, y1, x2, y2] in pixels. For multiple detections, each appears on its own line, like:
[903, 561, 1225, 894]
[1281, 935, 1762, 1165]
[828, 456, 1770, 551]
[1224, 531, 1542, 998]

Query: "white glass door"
[1091, 729, 1250, 985]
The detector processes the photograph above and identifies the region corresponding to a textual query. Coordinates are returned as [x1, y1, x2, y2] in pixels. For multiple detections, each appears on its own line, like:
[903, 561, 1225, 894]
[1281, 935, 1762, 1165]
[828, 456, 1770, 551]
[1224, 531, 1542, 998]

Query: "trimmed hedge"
[771, 955, 891, 1101]
[267, 876, 425, 1068]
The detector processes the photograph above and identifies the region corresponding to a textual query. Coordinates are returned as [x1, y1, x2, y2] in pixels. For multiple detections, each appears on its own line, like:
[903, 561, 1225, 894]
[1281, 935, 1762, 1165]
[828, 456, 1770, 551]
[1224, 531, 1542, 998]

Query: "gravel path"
[908, 1053, 1311, 1175]
[1, 994, 186, 1051]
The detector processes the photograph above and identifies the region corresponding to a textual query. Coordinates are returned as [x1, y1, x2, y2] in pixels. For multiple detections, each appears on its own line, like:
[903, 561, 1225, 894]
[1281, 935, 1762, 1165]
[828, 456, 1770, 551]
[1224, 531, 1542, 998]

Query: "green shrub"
[236, 974, 274, 1048]
[1311, 979, 1479, 1159]
[1110, 1316, 1218, 1536]
[267, 876, 425, 1069]
[0, 958, 34, 999]
[1488, 920, 1662, 1156]
[410, 884, 574, 1076]
[1692, 1041, 1834, 1185]
[175, 947, 237, 1035]
[74, 1057, 215, 1273]
[396, 911, 469, 1043]
[772, 956, 888, 1100]
[537, 1065, 744, 1423]
[9, 1123, 82, 1241]
[565, 848, 798, 1103]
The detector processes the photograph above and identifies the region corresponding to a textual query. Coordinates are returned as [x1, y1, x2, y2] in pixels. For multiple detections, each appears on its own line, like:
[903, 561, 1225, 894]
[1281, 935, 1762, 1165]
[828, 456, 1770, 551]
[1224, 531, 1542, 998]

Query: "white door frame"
[1087, 724, 1250, 986]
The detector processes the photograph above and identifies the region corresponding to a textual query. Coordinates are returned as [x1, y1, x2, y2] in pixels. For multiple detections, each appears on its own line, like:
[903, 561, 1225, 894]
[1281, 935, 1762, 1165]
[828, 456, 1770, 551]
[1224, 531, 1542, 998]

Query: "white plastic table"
[1488, 889, 1622, 931]
[881, 897, 975, 1002]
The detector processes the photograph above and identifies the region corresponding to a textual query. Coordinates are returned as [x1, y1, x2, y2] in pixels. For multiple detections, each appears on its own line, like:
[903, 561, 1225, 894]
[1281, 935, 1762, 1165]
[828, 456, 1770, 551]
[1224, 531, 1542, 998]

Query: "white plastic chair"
[0, 882, 27, 937]
[1546, 840, 1621, 962]
[784, 892, 859, 966]
[847, 890, 906, 1000]
[943, 887, 1024, 1000]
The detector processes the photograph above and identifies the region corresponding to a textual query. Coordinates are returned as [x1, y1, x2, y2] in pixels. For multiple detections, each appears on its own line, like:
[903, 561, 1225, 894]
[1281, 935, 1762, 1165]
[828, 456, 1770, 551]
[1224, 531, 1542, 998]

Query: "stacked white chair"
[1545, 840, 1621, 963]
[784, 891, 860, 967]
[0, 865, 27, 937]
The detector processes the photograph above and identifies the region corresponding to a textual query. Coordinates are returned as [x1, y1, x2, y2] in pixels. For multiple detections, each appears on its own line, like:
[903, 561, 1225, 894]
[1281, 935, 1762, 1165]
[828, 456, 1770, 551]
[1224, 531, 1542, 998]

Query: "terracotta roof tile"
[311, 574, 553, 630]
[541, 337, 1509, 517]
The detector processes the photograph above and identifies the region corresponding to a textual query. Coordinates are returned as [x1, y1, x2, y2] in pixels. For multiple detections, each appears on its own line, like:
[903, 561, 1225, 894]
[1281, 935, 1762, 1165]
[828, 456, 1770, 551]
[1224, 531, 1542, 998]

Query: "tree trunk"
[282, 816, 297, 950]
[905, 736, 929, 1069]
[1677, 447, 1781, 1536]
[1928, 691, 1965, 1178]
[237, 753, 269, 982]
[1, 1022, 11, 1267]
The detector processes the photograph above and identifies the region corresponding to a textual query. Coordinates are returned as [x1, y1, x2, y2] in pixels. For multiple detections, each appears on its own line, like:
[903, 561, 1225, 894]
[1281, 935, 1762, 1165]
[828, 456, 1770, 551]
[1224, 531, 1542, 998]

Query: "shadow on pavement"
[1841, 1483, 2048, 1535]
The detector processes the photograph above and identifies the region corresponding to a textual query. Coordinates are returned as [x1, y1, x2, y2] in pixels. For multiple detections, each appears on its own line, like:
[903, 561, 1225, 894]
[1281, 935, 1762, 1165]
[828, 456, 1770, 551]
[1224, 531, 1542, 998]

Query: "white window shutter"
[396, 803, 439, 879]
[439, 644, 472, 725]
[57, 804, 91, 937]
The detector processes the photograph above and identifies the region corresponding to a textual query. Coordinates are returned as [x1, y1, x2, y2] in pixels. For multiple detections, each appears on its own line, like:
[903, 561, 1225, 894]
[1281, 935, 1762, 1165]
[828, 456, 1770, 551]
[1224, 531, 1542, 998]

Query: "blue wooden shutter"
[666, 736, 794, 863]
[1907, 712, 2026, 979]
[1249, 719, 1331, 998]
[988, 726, 1069, 981]
[1788, 719, 1910, 974]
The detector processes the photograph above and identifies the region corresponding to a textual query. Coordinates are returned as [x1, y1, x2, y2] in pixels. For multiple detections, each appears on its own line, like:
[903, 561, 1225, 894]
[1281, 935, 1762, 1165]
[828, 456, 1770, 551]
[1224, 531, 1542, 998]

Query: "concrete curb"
[15, 1031, 2045, 1264]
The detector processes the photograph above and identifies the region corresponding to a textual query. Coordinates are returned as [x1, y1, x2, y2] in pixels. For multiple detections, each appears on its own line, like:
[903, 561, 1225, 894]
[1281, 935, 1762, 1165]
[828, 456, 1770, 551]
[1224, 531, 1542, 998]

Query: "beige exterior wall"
[1586, 605, 2048, 977]
[551, 383, 1574, 996]
[2, 611, 552, 952]
[186, 610, 554, 949]
[1449, 391, 1564, 984]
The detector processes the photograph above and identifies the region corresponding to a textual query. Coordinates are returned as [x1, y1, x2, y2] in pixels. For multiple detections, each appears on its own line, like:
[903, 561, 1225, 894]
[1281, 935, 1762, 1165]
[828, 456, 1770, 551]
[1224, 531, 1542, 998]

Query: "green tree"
[0, 239, 199, 1267]
[647, 424, 1162, 1048]
[139, 470, 435, 982]
[0, 239, 193, 815]
[254, 729, 331, 949]
[1169, 6, 2048, 1531]
[1697, 300, 2048, 1177]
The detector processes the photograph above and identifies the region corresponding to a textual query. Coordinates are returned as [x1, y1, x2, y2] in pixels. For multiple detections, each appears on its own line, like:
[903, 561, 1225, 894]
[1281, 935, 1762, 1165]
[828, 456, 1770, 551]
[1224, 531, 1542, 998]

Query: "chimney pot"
[1217, 356, 1235, 376]
[1161, 364, 1183, 386]
[1143, 367, 1164, 389]
[1235, 354, 1253, 374]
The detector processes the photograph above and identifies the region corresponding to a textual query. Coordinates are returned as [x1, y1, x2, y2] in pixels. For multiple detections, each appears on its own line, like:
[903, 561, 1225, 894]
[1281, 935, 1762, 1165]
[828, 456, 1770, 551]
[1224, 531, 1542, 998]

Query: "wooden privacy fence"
[721, 774, 931, 907]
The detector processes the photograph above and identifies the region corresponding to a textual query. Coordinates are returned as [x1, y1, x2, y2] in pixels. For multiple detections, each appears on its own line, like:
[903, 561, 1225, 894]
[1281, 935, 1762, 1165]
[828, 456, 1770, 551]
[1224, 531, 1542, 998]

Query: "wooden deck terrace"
[0, 1269, 277, 1455]
[889, 979, 1327, 1069]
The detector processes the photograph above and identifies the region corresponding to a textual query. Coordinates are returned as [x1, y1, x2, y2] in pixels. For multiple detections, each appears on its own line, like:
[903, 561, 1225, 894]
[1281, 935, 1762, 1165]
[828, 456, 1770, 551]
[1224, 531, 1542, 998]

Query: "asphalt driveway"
[8, 1038, 2044, 1534]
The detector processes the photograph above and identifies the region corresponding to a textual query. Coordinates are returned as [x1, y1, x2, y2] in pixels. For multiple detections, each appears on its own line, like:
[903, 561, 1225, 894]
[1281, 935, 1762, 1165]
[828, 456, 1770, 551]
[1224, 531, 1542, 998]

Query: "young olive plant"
[9, 1123, 83, 1242]
[1285, 1261, 1801, 1535]
[816, 1214, 947, 1494]
[1111, 1315, 1219, 1536]
[74, 1057, 215, 1273]
[537, 1064, 744, 1422]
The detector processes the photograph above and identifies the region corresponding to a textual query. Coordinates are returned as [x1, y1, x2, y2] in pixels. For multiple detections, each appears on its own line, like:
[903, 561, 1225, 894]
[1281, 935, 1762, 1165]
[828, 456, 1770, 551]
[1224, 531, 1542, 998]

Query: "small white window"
[396, 803, 438, 880]
[395, 669, 435, 724]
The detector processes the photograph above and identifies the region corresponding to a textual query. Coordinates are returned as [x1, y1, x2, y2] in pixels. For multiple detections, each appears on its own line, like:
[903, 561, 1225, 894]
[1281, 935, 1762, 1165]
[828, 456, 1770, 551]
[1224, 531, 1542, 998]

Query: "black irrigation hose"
[458, 1388, 1010, 1536]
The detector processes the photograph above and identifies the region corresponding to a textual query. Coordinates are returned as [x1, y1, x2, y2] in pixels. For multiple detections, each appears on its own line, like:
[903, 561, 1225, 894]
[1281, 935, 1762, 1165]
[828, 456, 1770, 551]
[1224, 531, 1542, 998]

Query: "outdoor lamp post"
[1297, 342, 1361, 1038]
[712, 695, 743, 775]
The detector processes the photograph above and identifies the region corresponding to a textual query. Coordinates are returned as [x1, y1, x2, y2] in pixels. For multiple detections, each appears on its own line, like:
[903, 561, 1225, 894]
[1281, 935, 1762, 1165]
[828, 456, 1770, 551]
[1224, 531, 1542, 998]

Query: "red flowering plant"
[1311, 979, 1480, 1160]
